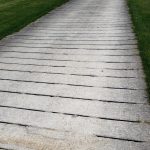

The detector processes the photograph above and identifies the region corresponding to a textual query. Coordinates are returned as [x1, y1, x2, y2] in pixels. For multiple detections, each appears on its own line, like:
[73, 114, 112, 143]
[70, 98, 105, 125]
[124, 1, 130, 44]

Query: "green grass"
[127, 0, 150, 99]
[0, 0, 68, 39]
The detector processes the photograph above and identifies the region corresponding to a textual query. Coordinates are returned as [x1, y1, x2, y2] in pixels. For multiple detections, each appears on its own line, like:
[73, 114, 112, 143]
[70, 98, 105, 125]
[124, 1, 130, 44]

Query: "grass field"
[128, 0, 150, 99]
[0, 0, 68, 39]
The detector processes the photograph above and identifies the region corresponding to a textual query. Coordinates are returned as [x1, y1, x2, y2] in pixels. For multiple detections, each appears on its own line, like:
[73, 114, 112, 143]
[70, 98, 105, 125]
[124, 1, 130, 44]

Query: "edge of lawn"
[127, 0, 150, 101]
[0, 0, 69, 40]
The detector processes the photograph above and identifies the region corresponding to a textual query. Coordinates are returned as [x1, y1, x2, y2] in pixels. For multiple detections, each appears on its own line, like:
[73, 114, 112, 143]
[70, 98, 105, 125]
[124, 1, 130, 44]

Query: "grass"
[127, 0, 150, 99]
[0, 0, 68, 39]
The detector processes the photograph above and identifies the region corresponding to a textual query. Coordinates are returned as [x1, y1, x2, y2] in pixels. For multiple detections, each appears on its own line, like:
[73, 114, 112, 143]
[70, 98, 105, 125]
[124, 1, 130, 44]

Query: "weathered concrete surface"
[0, 0, 150, 149]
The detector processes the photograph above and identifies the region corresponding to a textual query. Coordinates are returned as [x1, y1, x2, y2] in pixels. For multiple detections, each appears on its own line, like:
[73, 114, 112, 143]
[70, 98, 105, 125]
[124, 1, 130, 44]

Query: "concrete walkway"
[0, 0, 150, 149]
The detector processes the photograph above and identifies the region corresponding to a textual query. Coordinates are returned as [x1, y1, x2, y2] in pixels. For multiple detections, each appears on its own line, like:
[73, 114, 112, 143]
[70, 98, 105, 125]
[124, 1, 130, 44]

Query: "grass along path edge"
[0, 0, 69, 40]
[127, 0, 150, 100]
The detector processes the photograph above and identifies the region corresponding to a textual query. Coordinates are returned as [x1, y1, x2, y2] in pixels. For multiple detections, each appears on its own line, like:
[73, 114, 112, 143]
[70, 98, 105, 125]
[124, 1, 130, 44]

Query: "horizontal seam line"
[0, 78, 145, 91]
[0, 43, 137, 46]
[0, 105, 140, 123]
[0, 45, 138, 50]
[0, 56, 139, 63]
[0, 147, 13, 150]
[0, 69, 140, 79]
[0, 90, 144, 105]
[14, 34, 135, 38]
[0, 61, 143, 71]
[0, 121, 145, 143]
[95, 135, 145, 143]
[0, 51, 139, 56]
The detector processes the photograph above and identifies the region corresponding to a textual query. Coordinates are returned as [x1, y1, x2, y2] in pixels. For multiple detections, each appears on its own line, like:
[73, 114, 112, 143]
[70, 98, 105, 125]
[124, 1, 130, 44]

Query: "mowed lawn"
[0, 0, 68, 39]
[128, 0, 150, 98]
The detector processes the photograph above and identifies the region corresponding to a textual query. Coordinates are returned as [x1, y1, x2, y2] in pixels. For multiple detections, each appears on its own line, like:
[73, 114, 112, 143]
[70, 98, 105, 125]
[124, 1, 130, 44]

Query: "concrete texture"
[0, 0, 150, 149]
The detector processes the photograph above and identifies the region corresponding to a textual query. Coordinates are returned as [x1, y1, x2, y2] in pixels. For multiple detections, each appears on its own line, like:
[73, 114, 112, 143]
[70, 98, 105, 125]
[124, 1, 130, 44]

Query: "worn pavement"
[0, 0, 150, 149]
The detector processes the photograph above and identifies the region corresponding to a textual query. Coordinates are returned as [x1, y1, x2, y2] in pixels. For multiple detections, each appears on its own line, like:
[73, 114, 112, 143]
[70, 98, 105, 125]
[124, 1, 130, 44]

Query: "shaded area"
[0, 0, 68, 39]
[128, 0, 150, 99]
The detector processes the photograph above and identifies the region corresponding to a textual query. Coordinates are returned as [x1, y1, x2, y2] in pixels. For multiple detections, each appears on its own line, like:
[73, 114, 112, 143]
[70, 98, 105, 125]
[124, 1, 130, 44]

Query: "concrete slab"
[0, 0, 149, 149]
[0, 92, 150, 121]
